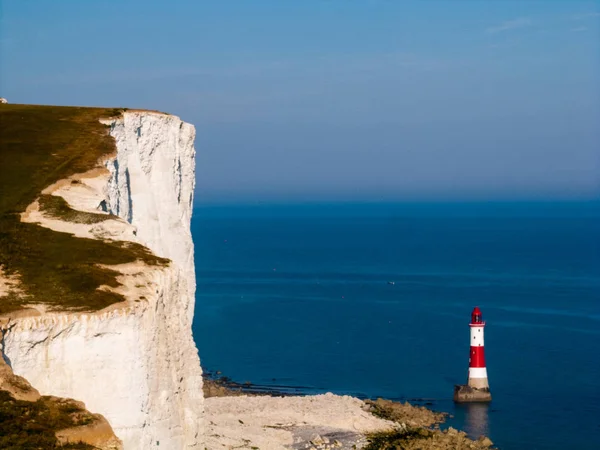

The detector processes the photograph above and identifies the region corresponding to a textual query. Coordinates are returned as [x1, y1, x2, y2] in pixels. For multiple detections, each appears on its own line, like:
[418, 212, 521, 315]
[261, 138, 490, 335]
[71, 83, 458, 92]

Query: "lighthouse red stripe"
[469, 346, 486, 368]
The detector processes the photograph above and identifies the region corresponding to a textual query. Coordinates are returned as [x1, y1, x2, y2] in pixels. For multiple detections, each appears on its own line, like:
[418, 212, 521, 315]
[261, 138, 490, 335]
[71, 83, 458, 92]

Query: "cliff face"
[1, 111, 203, 449]
[104, 112, 197, 310]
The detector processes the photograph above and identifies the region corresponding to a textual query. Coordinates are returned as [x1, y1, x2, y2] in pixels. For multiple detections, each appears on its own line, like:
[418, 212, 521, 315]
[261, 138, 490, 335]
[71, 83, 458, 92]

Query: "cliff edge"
[0, 104, 203, 449]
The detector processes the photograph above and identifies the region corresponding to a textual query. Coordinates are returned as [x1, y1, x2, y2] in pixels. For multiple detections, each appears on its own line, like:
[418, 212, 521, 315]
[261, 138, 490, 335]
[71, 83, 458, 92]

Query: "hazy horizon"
[1, 1, 599, 203]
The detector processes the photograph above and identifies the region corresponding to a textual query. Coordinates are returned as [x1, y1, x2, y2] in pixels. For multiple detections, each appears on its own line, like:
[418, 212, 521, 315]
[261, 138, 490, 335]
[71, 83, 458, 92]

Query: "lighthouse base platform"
[453, 385, 492, 403]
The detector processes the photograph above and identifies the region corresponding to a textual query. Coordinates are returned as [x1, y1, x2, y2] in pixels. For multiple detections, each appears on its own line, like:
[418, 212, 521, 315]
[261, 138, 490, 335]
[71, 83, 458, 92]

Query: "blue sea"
[191, 202, 600, 449]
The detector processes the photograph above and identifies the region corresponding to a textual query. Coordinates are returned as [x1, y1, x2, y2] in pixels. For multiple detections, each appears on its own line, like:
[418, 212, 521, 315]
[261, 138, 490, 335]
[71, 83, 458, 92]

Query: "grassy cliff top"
[0, 104, 165, 315]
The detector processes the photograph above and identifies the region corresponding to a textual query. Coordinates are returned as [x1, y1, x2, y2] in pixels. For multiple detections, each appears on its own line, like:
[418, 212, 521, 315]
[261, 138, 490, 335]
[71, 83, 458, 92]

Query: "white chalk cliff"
[1, 112, 203, 449]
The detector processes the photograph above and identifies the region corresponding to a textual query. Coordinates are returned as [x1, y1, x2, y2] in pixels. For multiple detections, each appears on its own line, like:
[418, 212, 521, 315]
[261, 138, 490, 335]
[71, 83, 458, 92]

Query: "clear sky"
[1, 1, 599, 203]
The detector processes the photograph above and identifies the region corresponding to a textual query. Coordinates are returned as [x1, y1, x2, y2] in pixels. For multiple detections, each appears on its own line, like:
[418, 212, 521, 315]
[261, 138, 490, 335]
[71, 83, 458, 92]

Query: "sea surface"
[191, 202, 600, 450]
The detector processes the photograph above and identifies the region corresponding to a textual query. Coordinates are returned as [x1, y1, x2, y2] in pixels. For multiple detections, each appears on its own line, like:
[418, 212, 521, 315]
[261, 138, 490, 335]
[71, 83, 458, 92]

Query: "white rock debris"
[204, 393, 396, 450]
[1, 111, 203, 449]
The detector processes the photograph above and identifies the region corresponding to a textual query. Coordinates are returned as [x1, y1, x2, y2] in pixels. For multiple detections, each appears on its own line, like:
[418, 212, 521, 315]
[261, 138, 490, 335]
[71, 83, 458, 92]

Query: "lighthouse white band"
[470, 326, 485, 347]
[468, 367, 488, 379]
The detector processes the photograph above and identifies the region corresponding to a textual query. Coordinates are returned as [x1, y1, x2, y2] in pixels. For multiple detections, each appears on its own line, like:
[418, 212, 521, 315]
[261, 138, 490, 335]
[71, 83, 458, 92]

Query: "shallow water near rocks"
[192, 202, 600, 450]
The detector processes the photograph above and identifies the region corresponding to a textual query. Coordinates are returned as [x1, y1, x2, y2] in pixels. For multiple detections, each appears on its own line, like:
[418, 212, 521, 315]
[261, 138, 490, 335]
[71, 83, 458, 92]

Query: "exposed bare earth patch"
[0, 266, 24, 299]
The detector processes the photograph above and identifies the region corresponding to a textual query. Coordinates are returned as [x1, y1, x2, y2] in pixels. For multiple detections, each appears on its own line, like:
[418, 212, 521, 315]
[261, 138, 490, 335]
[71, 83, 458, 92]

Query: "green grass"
[0, 104, 167, 314]
[0, 390, 98, 449]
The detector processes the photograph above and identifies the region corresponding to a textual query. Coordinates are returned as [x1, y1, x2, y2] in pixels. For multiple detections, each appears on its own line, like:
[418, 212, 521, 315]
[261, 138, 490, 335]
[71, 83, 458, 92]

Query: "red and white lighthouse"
[455, 306, 491, 402]
[467, 306, 489, 389]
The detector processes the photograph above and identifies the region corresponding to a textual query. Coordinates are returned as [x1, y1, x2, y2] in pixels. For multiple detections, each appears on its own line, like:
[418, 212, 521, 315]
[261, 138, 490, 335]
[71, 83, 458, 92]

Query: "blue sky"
[1, 1, 599, 203]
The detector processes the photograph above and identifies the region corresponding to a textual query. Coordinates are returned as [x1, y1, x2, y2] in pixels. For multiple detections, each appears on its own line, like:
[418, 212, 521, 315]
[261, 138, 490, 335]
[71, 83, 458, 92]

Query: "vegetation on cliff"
[0, 324, 123, 449]
[0, 104, 165, 314]
[0, 390, 99, 449]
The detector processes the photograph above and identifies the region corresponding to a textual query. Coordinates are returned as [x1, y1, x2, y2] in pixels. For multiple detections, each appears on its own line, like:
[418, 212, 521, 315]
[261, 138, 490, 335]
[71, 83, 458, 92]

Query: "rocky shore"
[203, 375, 495, 450]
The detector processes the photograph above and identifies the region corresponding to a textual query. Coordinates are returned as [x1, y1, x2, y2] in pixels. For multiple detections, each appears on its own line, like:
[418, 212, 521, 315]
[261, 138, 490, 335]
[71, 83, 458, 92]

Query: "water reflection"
[456, 403, 490, 439]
